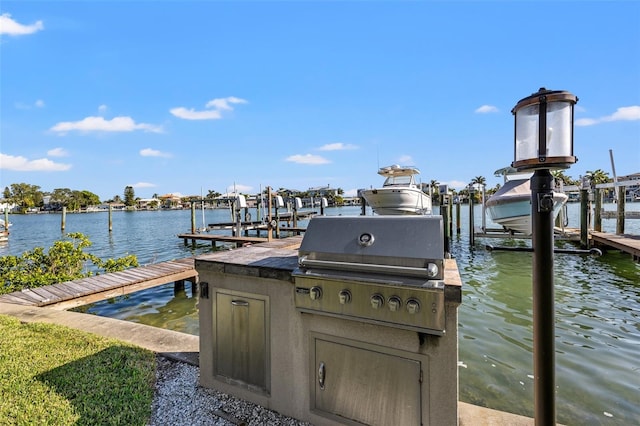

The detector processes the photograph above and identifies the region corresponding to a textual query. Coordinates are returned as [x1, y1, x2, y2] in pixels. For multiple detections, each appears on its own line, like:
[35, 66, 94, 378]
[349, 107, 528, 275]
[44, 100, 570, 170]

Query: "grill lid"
[297, 216, 444, 279]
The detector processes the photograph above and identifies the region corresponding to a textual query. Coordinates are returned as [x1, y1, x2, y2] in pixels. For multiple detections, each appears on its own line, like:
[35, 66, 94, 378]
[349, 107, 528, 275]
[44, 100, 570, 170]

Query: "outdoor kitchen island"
[196, 216, 462, 426]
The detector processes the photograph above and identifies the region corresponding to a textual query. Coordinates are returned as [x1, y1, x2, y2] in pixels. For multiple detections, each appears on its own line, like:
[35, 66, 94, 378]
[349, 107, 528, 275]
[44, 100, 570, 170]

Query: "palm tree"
[469, 176, 486, 204]
[585, 169, 612, 185]
[471, 176, 486, 187]
[551, 170, 575, 186]
[429, 179, 440, 195]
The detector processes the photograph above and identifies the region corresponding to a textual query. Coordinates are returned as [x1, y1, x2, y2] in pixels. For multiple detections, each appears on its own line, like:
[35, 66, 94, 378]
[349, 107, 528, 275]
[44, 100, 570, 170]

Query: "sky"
[1, 1, 639, 201]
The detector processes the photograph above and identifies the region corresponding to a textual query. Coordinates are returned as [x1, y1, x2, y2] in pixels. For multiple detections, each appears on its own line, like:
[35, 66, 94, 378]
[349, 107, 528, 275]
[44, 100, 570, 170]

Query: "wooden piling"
[593, 188, 602, 232]
[617, 186, 625, 235]
[267, 187, 273, 242]
[447, 193, 453, 237]
[469, 189, 475, 247]
[108, 204, 113, 232]
[191, 202, 196, 234]
[61, 207, 66, 232]
[456, 200, 461, 235]
[580, 189, 589, 248]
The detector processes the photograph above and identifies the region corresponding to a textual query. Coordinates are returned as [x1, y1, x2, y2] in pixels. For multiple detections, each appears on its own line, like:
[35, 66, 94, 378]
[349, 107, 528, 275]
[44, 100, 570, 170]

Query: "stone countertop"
[195, 236, 462, 304]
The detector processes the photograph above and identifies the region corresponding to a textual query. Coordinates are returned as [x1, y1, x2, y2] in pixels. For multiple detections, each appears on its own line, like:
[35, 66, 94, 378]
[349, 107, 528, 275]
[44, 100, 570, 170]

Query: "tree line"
[2, 183, 349, 213]
[3, 171, 611, 213]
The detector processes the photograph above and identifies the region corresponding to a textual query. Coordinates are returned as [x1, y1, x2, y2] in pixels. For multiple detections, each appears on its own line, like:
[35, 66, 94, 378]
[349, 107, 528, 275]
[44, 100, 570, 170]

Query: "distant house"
[307, 185, 337, 198]
[136, 198, 161, 210]
[618, 173, 640, 201]
[158, 194, 183, 209]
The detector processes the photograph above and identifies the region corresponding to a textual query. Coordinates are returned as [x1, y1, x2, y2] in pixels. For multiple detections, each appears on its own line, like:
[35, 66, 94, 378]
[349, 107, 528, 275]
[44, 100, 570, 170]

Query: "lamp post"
[511, 88, 578, 425]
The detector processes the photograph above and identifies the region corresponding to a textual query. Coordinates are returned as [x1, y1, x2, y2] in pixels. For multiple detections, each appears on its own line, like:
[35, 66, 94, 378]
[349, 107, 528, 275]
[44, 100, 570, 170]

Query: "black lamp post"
[511, 88, 578, 425]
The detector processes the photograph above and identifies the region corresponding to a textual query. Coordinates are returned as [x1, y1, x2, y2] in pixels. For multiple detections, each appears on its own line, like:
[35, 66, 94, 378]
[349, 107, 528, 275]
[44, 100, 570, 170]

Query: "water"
[2, 204, 639, 425]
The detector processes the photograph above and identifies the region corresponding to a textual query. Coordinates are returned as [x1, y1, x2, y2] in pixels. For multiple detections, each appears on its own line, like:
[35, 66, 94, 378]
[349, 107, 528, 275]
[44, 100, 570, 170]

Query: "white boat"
[0, 218, 10, 242]
[486, 167, 568, 235]
[361, 165, 432, 215]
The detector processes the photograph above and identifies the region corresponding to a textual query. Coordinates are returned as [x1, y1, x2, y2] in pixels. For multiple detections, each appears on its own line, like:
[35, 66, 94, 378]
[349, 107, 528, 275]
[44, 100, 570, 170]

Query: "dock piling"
[617, 186, 625, 235]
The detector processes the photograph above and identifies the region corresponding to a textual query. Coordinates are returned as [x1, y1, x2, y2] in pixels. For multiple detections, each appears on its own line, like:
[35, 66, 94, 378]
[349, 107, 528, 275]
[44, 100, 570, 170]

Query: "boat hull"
[486, 179, 567, 235]
[362, 188, 432, 215]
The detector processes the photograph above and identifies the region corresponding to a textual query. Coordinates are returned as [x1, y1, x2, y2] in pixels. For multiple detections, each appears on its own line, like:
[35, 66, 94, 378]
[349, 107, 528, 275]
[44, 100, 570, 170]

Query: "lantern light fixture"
[512, 87, 578, 171]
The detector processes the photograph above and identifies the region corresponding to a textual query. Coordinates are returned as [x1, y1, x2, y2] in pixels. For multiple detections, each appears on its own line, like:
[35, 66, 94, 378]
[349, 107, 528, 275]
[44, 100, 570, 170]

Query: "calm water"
[2, 204, 639, 425]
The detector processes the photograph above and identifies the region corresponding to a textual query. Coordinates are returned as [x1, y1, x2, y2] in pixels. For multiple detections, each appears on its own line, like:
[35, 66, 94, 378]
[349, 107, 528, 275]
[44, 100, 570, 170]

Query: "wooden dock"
[590, 231, 640, 261]
[0, 258, 197, 310]
[178, 233, 269, 247]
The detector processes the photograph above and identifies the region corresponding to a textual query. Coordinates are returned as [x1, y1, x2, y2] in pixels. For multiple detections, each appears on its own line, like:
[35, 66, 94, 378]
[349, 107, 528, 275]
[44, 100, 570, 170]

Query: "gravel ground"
[148, 356, 312, 426]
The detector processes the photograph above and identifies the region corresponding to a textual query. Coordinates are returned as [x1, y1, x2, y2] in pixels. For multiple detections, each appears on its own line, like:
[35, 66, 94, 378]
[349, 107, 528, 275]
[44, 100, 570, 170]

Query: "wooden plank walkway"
[590, 231, 640, 262]
[178, 233, 269, 247]
[0, 258, 197, 310]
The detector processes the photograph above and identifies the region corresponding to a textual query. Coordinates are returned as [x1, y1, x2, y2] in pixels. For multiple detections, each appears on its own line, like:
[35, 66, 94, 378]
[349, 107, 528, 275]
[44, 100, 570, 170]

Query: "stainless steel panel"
[312, 335, 425, 426]
[216, 291, 268, 390]
[298, 216, 444, 278]
[294, 274, 445, 334]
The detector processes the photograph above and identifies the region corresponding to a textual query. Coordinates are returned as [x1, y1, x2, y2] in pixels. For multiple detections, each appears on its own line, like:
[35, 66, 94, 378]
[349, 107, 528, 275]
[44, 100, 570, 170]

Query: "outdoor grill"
[197, 214, 460, 426]
[293, 215, 446, 335]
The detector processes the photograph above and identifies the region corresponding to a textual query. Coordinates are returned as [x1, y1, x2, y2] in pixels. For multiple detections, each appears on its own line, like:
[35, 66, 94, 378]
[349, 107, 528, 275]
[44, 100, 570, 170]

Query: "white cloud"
[15, 99, 45, 109]
[225, 184, 253, 193]
[140, 148, 172, 158]
[444, 180, 469, 190]
[47, 147, 69, 157]
[98, 104, 108, 114]
[50, 116, 163, 133]
[602, 106, 640, 122]
[171, 96, 248, 121]
[575, 118, 598, 127]
[0, 13, 44, 36]
[205, 97, 248, 110]
[131, 182, 156, 188]
[0, 153, 71, 171]
[576, 105, 640, 126]
[169, 107, 222, 120]
[475, 105, 499, 114]
[318, 143, 358, 151]
[285, 154, 331, 165]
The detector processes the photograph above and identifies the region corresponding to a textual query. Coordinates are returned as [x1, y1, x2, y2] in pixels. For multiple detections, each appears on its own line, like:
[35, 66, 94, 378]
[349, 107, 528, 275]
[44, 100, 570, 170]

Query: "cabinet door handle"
[231, 300, 249, 307]
[318, 362, 326, 390]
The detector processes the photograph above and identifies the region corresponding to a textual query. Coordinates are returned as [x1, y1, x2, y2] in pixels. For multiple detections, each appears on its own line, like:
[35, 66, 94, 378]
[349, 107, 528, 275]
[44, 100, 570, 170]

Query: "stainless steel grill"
[293, 215, 447, 335]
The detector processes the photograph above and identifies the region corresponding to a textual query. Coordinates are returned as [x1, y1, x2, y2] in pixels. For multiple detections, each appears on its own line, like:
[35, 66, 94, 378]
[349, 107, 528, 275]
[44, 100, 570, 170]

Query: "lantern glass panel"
[546, 101, 573, 157]
[514, 104, 539, 162]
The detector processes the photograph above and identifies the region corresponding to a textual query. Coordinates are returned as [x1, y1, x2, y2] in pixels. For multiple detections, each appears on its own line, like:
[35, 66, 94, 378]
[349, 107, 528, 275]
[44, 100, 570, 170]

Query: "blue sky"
[1, 1, 639, 201]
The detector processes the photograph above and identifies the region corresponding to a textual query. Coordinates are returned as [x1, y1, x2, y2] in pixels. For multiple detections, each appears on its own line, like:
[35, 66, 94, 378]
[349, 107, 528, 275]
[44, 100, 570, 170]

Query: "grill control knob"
[388, 296, 402, 312]
[310, 286, 322, 301]
[370, 294, 384, 309]
[338, 289, 351, 305]
[406, 299, 421, 315]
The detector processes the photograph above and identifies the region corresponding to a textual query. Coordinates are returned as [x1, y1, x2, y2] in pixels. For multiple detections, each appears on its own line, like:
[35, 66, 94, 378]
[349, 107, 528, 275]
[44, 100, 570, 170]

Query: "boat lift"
[463, 184, 601, 257]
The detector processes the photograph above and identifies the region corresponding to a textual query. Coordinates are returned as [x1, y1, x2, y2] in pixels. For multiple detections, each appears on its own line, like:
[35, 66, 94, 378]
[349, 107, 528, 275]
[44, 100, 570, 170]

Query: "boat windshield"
[383, 175, 414, 187]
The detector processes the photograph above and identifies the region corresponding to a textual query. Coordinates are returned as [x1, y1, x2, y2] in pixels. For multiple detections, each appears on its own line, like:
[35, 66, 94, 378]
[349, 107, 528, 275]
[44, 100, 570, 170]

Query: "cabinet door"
[314, 338, 422, 426]
[216, 292, 267, 390]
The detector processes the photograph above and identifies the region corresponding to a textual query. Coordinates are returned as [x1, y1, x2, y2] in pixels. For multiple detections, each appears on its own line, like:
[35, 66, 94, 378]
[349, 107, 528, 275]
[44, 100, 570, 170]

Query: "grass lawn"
[0, 314, 156, 425]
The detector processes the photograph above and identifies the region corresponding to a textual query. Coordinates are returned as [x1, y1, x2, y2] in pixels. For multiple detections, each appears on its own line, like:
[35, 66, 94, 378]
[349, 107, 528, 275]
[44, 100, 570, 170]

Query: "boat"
[485, 167, 568, 235]
[361, 165, 432, 215]
[0, 218, 10, 242]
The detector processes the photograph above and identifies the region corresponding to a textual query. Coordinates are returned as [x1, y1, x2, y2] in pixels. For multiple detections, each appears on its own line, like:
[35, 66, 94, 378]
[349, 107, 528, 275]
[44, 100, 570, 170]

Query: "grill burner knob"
[338, 290, 352, 304]
[406, 299, 421, 315]
[388, 296, 402, 312]
[310, 286, 323, 301]
[370, 294, 384, 309]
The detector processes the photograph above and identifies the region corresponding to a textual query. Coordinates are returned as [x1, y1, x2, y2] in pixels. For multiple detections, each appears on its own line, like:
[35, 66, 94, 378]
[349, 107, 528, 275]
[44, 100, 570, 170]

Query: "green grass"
[0, 315, 156, 425]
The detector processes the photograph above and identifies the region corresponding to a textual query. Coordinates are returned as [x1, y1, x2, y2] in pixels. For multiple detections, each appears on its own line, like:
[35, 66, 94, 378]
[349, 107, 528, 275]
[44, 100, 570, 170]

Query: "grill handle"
[299, 256, 433, 278]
